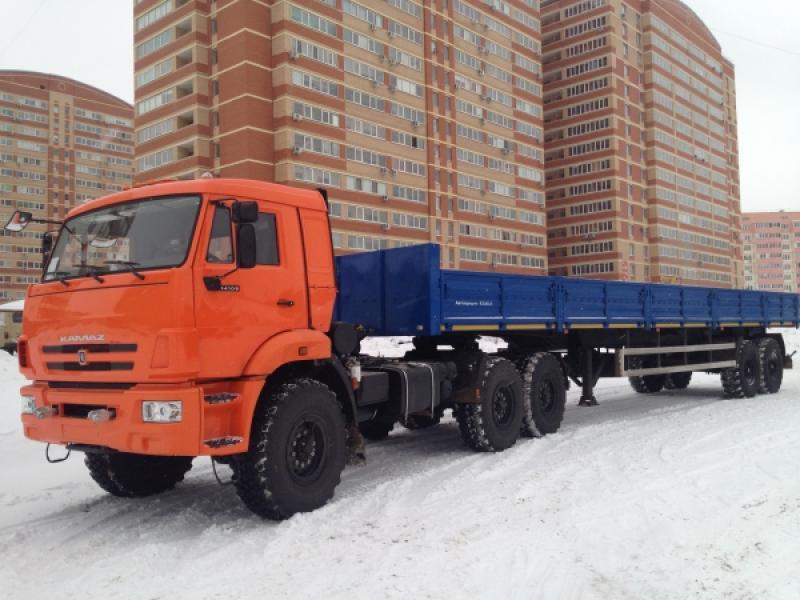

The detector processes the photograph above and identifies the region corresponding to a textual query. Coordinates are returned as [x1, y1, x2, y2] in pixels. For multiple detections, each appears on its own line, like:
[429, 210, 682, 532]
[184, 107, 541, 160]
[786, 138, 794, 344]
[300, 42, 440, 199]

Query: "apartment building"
[541, 0, 742, 287]
[742, 212, 800, 293]
[132, 0, 547, 273]
[0, 71, 134, 312]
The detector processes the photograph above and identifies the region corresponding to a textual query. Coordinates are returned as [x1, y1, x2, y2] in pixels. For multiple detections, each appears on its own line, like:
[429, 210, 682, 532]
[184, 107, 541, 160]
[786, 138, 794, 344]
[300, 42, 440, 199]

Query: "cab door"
[194, 195, 308, 379]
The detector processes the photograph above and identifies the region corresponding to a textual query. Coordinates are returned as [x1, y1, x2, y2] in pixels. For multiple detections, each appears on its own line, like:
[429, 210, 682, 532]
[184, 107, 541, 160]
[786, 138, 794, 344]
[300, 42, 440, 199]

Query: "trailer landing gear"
[578, 348, 598, 407]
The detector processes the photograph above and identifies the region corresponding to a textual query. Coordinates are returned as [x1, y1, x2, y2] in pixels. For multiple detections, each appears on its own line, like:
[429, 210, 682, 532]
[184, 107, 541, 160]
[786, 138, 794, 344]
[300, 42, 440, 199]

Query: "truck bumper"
[19, 379, 264, 457]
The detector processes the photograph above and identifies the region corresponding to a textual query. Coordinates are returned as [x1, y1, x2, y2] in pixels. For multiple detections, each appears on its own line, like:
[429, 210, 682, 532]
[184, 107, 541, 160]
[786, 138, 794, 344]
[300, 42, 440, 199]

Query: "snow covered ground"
[1, 333, 799, 600]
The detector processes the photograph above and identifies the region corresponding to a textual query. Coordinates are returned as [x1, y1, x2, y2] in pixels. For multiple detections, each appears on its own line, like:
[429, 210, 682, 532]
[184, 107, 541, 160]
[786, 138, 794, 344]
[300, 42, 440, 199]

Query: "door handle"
[277, 299, 295, 307]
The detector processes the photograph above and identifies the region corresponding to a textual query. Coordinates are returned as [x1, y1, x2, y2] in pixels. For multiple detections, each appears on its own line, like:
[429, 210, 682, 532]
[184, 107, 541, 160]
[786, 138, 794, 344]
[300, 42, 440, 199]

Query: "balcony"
[175, 48, 193, 69]
[177, 141, 195, 160]
[177, 110, 195, 130]
[176, 80, 194, 100]
[175, 18, 192, 39]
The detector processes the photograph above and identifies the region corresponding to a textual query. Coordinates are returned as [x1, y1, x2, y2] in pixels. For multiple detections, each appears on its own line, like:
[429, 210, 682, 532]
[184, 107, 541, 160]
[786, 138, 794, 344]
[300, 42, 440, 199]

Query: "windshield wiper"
[86, 266, 106, 283]
[104, 260, 145, 280]
[45, 270, 72, 287]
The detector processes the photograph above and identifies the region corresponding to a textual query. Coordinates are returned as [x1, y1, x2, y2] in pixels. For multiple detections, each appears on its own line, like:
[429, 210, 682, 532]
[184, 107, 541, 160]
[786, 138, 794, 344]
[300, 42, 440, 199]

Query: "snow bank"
[1, 339, 799, 599]
[0, 350, 25, 436]
[360, 335, 506, 357]
[779, 328, 800, 355]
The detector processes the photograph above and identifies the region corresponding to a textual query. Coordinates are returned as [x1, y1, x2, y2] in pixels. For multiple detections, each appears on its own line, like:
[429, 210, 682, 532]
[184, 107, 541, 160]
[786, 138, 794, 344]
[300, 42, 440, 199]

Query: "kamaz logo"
[60, 335, 105, 343]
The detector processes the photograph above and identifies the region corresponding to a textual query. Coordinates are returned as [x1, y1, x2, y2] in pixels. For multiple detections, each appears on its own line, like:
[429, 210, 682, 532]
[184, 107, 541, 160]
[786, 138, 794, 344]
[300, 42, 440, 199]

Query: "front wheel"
[235, 379, 347, 520]
[85, 453, 193, 498]
[455, 358, 524, 452]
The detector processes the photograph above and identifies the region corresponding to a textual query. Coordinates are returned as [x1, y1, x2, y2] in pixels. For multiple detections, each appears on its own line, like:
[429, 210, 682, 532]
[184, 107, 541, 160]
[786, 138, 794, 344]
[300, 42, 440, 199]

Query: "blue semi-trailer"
[335, 243, 797, 447]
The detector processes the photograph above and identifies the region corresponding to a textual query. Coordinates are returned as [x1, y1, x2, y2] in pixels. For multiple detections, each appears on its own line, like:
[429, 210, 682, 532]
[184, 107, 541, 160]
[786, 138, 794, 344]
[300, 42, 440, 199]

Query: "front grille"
[43, 343, 137, 354]
[46, 362, 134, 372]
[48, 381, 135, 390]
[43, 341, 137, 372]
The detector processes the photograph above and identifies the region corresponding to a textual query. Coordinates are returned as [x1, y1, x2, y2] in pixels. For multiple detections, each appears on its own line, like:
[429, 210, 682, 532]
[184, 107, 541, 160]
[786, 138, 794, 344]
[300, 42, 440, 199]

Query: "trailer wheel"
[758, 338, 783, 394]
[84, 453, 193, 498]
[235, 379, 347, 520]
[721, 341, 761, 399]
[455, 358, 524, 452]
[518, 353, 566, 437]
[627, 357, 667, 393]
[358, 418, 395, 441]
[664, 372, 692, 390]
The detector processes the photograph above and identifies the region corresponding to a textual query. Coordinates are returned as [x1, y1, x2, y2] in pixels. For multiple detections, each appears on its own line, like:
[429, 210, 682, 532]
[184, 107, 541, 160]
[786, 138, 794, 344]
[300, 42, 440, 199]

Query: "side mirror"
[5, 211, 33, 232]
[42, 233, 53, 256]
[237, 224, 257, 269]
[232, 201, 258, 224]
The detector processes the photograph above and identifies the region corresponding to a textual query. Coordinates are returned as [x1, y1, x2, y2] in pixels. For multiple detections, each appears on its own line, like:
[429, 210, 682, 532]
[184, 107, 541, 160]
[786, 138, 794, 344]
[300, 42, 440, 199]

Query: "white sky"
[0, 0, 797, 212]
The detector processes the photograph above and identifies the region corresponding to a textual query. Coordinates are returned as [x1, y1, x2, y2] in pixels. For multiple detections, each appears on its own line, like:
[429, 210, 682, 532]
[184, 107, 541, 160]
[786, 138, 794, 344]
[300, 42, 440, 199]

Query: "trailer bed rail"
[335, 245, 800, 336]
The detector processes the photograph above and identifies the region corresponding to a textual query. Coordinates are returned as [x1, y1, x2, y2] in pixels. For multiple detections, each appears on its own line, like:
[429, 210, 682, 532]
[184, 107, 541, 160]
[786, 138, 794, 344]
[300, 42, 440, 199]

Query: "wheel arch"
[243, 329, 332, 377]
[244, 357, 358, 431]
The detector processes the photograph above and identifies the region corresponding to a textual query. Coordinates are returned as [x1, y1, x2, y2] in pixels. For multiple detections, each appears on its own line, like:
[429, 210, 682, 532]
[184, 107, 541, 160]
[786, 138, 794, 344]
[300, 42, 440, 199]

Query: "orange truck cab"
[14, 179, 367, 518]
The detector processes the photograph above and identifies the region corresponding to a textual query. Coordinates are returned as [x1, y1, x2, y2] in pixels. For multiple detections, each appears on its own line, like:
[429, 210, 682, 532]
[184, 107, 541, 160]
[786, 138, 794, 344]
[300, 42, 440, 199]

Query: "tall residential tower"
[0, 71, 134, 303]
[541, 0, 742, 287]
[743, 212, 800, 293]
[132, 0, 548, 273]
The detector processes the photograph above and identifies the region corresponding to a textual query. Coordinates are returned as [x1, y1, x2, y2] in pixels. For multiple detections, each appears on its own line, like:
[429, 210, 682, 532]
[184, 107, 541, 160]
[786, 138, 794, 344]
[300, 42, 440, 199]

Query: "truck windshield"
[43, 195, 202, 282]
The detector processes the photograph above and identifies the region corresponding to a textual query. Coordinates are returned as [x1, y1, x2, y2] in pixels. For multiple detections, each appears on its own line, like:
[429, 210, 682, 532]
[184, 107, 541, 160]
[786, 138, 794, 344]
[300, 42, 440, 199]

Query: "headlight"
[142, 401, 182, 423]
[21, 395, 36, 415]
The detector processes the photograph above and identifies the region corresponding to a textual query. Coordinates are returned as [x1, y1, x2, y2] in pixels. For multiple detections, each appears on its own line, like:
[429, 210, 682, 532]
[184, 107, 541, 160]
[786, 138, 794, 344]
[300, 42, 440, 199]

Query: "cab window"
[207, 205, 233, 264]
[254, 213, 279, 265]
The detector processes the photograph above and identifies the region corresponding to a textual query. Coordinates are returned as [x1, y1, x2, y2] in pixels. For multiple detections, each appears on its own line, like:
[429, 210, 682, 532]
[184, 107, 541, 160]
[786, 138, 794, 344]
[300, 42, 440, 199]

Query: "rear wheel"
[758, 338, 784, 394]
[235, 379, 347, 520]
[628, 357, 667, 394]
[664, 371, 692, 390]
[84, 453, 193, 498]
[721, 341, 761, 399]
[455, 358, 524, 452]
[518, 353, 566, 437]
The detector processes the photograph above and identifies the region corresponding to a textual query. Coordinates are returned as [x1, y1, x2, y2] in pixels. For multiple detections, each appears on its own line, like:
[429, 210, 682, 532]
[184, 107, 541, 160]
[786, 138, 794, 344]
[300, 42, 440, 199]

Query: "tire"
[235, 379, 347, 520]
[664, 371, 692, 390]
[358, 418, 395, 441]
[455, 357, 524, 452]
[84, 453, 193, 498]
[758, 338, 784, 394]
[721, 340, 761, 399]
[627, 357, 667, 394]
[518, 353, 566, 437]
